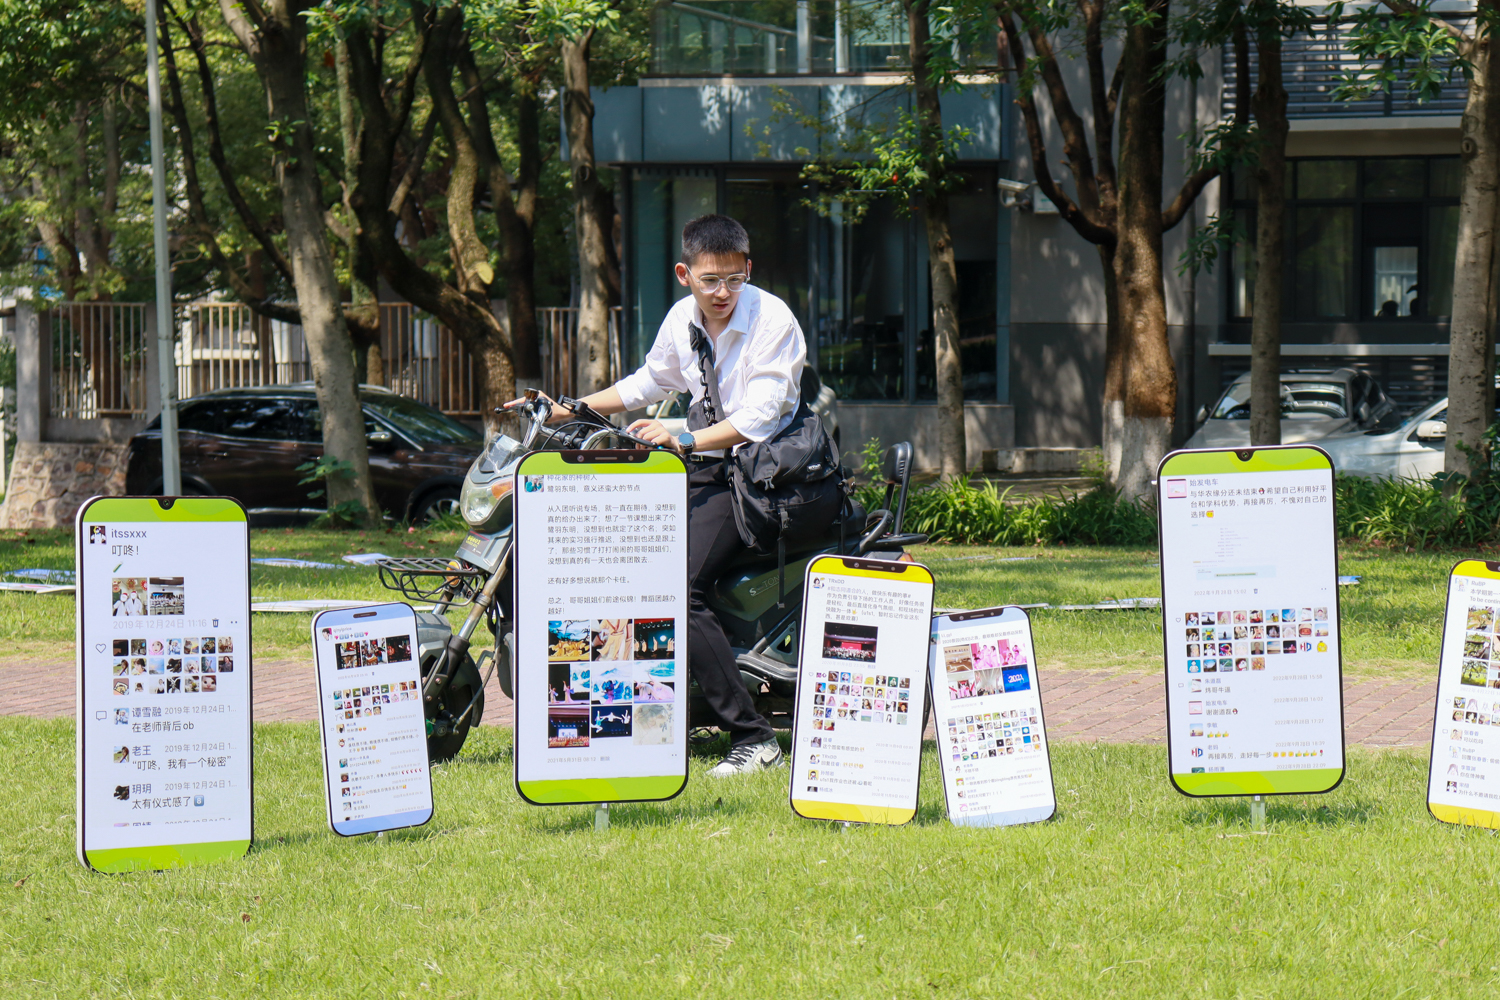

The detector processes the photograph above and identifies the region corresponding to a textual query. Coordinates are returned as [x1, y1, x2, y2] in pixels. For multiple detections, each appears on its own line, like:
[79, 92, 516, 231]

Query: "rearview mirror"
[1195, 406, 1207, 425]
[1416, 420, 1447, 441]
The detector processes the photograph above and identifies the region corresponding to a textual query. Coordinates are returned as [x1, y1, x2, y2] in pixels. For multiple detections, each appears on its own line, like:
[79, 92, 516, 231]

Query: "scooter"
[376, 391, 927, 762]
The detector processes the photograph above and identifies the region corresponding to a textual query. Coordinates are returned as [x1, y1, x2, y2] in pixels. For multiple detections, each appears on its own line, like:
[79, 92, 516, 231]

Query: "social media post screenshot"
[929, 610, 1055, 826]
[512, 456, 689, 800]
[1428, 564, 1500, 826]
[791, 560, 934, 823]
[78, 504, 252, 862]
[1158, 456, 1344, 793]
[313, 606, 430, 835]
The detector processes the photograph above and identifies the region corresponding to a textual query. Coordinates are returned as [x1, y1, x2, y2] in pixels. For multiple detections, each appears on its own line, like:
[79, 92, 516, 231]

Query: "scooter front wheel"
[425, 650, 485, 763]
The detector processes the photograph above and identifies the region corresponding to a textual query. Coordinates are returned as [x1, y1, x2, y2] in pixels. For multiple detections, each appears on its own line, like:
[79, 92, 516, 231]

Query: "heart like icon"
[94, 643, 105, 653]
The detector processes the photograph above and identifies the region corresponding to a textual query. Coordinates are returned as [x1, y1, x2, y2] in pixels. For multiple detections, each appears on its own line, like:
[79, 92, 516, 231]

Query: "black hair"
[681, 214, 750, 265]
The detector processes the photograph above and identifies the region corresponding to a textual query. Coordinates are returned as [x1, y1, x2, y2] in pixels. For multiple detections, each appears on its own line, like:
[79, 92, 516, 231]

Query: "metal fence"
[379, 303, 482, 417]
[47, 301, 623, 421]
[49, 302, 151, 419]
[538, 306, 624, 400]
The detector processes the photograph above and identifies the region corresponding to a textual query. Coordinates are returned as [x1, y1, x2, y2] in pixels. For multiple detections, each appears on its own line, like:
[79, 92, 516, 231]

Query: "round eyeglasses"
[688, 270, 748, 294]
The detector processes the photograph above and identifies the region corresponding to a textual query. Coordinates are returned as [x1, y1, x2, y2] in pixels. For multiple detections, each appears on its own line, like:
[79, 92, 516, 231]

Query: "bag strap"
[687, 322, 726, 426]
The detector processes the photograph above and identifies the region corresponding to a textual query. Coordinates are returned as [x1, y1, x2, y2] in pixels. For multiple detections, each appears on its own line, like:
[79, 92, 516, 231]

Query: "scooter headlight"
[460, 476, 512, 529]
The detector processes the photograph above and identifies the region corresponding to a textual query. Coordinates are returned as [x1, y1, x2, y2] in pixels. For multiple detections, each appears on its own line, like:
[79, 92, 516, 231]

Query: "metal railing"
[49, 302, 151, 420]
[1222, 15, 1469, 120]
[538, 306, 624, 400]
[379, 303, 482, 417]
[48, 301, 624, 421]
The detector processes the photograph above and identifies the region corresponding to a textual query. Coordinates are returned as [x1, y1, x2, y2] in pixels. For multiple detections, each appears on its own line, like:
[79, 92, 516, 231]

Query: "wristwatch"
[677, 432, 696, 457]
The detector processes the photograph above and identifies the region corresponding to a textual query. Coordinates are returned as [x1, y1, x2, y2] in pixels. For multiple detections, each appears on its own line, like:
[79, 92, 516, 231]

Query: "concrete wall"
[832, 402, 1014, 472]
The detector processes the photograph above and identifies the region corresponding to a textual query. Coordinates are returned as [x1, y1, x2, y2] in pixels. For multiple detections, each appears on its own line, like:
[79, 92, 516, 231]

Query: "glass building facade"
[627, 166, 1002, 403]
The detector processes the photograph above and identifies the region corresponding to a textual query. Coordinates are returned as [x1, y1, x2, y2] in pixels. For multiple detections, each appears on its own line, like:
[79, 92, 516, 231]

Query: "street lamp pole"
[144, 0, 181, 495]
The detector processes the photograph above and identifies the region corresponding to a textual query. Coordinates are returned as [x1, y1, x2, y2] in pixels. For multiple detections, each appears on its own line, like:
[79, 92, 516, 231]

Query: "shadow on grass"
[247, 821, 450, 854]
[1180, 795, 1382, 828]
[529, 792, 762, 834]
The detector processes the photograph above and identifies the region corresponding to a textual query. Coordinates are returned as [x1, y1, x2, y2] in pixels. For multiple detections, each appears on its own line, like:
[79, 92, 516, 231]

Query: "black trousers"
[688, 461, 775, 745]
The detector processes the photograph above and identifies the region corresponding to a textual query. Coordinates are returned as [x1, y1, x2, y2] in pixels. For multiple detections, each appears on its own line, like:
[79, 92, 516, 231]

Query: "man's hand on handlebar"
[626, 418, 681, 453]
[502, 389, 573, 426]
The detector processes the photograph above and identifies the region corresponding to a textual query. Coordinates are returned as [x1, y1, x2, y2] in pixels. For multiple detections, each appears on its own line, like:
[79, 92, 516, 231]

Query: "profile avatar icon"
[88, 525, 107, 544]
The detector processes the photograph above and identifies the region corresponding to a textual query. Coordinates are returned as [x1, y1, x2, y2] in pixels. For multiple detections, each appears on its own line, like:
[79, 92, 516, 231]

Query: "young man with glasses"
[524, 214, 802, 776]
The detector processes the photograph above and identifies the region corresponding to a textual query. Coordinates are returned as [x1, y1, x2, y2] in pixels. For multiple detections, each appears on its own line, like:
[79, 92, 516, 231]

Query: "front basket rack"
[376, 557, 489, 606]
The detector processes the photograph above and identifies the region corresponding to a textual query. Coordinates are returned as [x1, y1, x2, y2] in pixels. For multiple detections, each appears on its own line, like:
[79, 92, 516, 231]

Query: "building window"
[1230, 155, 1460, 320]
[649, 1, 994, 76]
[816, 198, 909, 401]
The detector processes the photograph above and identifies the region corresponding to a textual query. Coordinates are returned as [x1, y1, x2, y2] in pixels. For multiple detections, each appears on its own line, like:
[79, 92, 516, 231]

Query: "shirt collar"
[692, 285, 755, 342]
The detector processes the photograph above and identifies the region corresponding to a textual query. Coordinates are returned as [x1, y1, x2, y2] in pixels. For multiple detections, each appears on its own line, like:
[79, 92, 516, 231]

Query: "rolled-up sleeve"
[727, 320, 805, 443]
[614, 318, 690, 411]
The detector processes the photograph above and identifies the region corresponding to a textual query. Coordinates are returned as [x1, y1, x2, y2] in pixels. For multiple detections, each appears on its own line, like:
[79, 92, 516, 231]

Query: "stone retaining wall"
[0, 441, 131, 529]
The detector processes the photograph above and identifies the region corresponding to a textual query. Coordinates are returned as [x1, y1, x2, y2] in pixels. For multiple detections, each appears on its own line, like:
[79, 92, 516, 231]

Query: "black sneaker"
[707, 739, 783, 777]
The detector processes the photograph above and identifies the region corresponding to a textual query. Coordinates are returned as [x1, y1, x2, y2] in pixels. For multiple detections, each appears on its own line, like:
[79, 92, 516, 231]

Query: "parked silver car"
[1185, 368, 1396, 449]
[1317, 398, 1449, 480]
[643, 366, 842, 450]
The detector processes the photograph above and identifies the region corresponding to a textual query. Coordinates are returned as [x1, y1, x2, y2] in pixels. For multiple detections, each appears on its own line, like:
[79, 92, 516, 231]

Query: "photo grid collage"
[110, 636, 235, 696]
[332, 633, 413, 671]
[1182, 606, 1331, 674]
[941, 638, 1042, 760]
[110, 576, 186, 617]
[546, 618, 676, 748]
[809, 622, 912, 732]
[1459, 604, 1500, 689]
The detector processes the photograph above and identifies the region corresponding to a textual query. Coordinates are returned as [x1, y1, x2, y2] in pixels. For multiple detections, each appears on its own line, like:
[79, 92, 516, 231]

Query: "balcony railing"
[1222, 15, 1469, 119]
[650, 0, 994, 76]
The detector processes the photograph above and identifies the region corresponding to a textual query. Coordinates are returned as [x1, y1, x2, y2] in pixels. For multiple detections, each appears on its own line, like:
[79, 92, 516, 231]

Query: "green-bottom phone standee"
[85, 839, 252, 874]
[1174, 768, 1342, 796]
[518, 774, 686, 805]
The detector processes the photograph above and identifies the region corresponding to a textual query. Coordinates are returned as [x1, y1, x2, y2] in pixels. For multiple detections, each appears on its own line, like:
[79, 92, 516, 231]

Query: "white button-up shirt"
[614, 284, 805, 454]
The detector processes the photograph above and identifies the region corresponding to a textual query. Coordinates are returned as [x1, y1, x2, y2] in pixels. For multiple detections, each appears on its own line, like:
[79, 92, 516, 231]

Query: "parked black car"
[125, 384, 484, 522]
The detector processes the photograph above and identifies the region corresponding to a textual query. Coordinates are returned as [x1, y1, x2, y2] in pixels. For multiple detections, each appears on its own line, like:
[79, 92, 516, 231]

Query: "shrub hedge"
[852, 437, 1500, 550]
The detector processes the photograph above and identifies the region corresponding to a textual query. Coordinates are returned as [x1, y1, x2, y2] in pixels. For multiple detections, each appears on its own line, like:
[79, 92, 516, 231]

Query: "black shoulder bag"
[686, 322, 845, 588]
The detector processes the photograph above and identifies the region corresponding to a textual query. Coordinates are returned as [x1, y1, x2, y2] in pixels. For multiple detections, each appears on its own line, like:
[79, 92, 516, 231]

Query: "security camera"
[997, 177, 1033, 210]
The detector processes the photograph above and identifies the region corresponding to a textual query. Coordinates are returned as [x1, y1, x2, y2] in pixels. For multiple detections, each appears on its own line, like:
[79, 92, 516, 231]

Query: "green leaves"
[1329, 1, 1463, 104]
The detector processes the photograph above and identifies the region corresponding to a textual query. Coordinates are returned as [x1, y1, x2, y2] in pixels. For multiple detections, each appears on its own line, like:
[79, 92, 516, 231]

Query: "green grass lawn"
[2, 718, 1494, 998]
[0, 529, 1461, 678]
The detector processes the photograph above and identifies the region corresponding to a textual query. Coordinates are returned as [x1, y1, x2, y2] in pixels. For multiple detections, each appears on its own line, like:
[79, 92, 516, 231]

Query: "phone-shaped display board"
[929, 607, 1056, 827]
[312, 603, 432, 836]
[1427, 561, 1500, 828]
[1157, 446, 1345, 797]
[76, 496, 252, 872]
[512, 450, 690, 805]
[789, 556, 936, 825]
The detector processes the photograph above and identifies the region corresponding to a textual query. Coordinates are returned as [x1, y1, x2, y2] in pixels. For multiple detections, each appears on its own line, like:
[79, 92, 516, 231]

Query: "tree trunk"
[907, 0, 966, 479]
[344, 17, 517, 435]
[336, 37, 383, 387]
[219, 0, 378, 524]
[1249, 1, 1288, 448]
[1447, 9, 1500, 482]
[1110, 0, 1175, 500]
[506, 88, 542, 382]
[562, 31, 612, 396]
[1099, 245, 1123, 478]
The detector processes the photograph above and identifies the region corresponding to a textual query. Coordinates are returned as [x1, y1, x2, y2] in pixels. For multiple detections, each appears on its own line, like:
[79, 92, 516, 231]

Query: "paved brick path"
[0, 654, 1436, 748]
